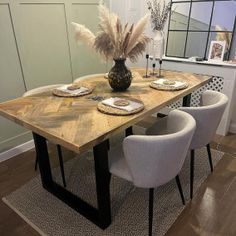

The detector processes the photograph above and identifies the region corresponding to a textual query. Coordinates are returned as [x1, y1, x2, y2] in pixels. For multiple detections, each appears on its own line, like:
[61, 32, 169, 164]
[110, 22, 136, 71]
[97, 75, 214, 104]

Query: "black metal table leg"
[125, 126, 133, 136]
[206, 143, 213, 172]
[33, 133, 53, 187]
[33, 133, 112, 229]
[93, 141, 112, 228]
[175, 175, 185, 205]
[56, 144, 67, 188]
[182, 94, 192, 107]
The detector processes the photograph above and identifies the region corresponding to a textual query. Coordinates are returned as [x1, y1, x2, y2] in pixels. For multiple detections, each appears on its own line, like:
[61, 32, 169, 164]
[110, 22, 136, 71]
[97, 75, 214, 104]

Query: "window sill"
[163, 56, 236, 68]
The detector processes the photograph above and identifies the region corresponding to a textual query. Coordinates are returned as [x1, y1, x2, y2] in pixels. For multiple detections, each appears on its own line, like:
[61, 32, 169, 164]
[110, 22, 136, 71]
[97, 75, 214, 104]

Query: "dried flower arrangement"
[215, 25, 231, 53]
[147, 0, 171, 31]
[72, 4, 150, 62]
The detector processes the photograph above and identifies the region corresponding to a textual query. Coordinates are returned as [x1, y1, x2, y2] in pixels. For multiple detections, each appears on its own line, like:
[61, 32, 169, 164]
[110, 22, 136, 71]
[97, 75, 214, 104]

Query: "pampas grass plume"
[72, 3, 150, 62]
[71, 22, 95, 48]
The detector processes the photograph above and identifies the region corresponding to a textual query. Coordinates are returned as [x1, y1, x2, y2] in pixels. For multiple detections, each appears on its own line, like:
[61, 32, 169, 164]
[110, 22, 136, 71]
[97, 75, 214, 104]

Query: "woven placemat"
[150, 79, 188, 91]
[52, 83, 94, 97]
[97, 97, 144, 116]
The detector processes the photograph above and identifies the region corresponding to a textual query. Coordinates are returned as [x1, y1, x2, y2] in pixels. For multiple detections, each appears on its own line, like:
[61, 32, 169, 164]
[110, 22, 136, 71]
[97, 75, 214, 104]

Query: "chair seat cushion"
[109, 145, 132, 182]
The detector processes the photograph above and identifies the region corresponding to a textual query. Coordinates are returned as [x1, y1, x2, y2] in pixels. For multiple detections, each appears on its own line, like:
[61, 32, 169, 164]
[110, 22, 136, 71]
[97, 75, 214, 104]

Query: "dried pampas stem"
[71, 22, 95, 48]
[128, 35, 150, 62]
[98, 4, 118, 46]
[94, 32, 115, 60]
[147, 0, 171, 31]
[122, 24, 134, 57]
[72, 3, 150, 62]
[125, 14, 149, 54]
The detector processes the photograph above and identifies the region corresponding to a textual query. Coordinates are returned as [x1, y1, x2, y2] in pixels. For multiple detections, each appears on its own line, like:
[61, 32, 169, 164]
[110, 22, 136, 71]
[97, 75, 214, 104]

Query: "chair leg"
[56, 145, 66, 188]
[190, 149, 195, 199]
[206, 144, 213, 172]
[34, 154, 38, 171]
[156, 113, 167, 118]
[125, 127, 133, 137]
[175, 175, 185, 205]
[149, 188, 154, 236]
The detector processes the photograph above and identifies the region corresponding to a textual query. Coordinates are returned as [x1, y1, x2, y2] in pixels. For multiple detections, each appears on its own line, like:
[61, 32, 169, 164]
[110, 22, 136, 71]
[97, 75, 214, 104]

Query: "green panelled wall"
[0, 0, 109, 153]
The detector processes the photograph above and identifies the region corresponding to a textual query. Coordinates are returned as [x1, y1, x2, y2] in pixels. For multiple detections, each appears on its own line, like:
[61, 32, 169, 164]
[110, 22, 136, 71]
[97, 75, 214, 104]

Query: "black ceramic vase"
[108, 58, 132, 91]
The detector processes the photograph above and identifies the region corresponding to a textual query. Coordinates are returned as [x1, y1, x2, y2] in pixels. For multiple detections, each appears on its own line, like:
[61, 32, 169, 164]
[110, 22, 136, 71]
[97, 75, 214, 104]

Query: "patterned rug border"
[2, 197, 46, 236]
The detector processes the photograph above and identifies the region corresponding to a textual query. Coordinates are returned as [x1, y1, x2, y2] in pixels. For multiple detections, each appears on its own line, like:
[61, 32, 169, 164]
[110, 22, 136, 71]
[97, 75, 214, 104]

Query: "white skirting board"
[0, 140, 35, 163]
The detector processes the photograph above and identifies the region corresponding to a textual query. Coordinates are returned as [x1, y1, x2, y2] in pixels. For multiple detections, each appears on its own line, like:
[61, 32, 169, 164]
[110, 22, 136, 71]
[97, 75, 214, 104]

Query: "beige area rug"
[2, 134, 223, 236]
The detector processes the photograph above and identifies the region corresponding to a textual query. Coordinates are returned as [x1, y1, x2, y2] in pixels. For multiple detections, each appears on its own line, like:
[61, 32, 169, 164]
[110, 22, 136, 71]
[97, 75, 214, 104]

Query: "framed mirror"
[169, 3, 190, 31]
[166, 0, 236, 60]
[189, 2, 212, 31]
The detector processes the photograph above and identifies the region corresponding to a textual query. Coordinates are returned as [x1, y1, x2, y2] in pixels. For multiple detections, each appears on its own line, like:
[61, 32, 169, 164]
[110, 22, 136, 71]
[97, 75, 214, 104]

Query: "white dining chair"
[74, 73, 105, 83]
[23, 84, 66, 97]
[23, 84, 67, 187]
[109, 110, 196, 236]
[179, 90, 228, 198]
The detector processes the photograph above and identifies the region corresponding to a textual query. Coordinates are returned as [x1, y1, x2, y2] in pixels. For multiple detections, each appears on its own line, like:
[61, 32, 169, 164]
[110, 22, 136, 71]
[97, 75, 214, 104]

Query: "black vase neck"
[114, 58, 126, 63]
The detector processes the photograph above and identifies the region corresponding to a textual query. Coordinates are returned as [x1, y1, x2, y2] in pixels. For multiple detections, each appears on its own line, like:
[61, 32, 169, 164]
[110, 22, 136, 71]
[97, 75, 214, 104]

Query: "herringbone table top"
[0, 68, 211, 154]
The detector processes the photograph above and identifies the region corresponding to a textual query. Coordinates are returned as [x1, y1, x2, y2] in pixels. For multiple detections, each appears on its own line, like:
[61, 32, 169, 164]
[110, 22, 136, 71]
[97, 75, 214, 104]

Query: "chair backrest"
[23, 84, 66, 97]
[179, 90, 228, 149]
[122, 110, 196, 188]
[74, 73, 105, 83]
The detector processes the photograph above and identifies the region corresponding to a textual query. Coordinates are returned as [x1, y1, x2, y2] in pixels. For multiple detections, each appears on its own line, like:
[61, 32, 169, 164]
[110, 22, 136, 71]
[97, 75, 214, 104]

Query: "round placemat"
[97, 97, 144, 116]
[150, 79, 188, 91]
[52, 83, 94, 97]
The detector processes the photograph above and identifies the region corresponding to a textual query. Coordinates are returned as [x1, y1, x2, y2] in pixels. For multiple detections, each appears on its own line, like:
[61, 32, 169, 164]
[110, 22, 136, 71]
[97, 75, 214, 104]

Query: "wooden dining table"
[0, 68, 212, 229]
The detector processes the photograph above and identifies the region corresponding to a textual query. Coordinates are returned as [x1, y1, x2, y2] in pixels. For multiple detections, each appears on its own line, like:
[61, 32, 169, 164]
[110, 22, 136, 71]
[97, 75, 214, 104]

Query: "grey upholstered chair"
[23, 84, 66, 97]
[179, 90, 228, 198]
[109, 110, 196, 236]
[74, 73, 105, 83]
[23, 84, 67, 187]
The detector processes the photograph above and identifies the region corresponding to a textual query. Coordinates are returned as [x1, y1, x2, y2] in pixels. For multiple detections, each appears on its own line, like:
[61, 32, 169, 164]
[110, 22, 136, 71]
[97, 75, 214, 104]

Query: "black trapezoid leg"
[175, 175, 185, 205]
[56, 145, 67, 188]
[33, 133, 110, 229]
[106, 139, 110, 151]
[149, 188, 154, 236]
[32, 133, 53, 188]
[34, 153, 38, 171]
[206, 143, 213, 172]
[190, 149, 195, 199]
[93, 140, 112, 229]
[125, 126, 133, 137]
[182, 94, 192, 107]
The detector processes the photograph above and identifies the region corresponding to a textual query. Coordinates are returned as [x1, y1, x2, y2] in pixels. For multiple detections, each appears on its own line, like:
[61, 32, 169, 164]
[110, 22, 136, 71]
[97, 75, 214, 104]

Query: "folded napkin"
[102, 97, 143, 112]
[154, 79, 186, 88]
[56, 85, 89, 95]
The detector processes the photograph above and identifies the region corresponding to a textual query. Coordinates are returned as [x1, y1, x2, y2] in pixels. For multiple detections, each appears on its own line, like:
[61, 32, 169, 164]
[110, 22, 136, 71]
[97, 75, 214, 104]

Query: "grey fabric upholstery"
[74, 74, 105, 83]
[179, 90, 228, 149]
[109, 110, 196, 188]
[23, 84, 66, 97]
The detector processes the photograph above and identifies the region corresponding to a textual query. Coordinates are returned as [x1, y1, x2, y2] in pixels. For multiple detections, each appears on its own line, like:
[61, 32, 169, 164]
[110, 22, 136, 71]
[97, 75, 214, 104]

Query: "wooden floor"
[167, 133, 236, 236]
[0, 134, 235, 236]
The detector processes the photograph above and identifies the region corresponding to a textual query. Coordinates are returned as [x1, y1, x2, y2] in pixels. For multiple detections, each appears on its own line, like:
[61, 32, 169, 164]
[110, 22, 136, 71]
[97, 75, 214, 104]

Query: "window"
[166, 0, 236, 60]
